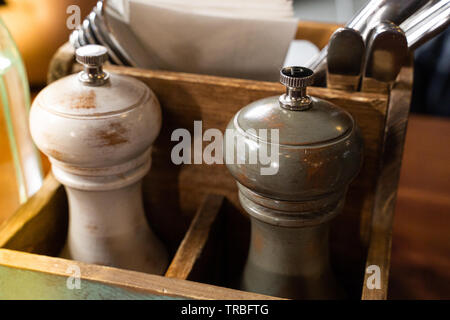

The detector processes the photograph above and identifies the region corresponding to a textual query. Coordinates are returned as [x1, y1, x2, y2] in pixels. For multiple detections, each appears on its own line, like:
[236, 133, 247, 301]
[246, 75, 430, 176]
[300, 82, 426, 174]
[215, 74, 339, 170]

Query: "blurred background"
[0, 0, 448, 299]
[0, 0, 97, 86]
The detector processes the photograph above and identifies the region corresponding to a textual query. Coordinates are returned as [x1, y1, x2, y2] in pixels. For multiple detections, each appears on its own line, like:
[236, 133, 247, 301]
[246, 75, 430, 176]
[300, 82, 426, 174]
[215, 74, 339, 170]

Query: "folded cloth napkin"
[106, 0, 298, 81]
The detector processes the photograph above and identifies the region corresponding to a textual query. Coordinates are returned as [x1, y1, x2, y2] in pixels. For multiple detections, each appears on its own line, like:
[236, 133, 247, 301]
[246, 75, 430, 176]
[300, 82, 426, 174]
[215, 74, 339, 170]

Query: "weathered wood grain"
[166, 194, 225, 281]
[47, 42, 75, 84]
[0, 173, 67, 256]
[295, 20, 341, 49]
[0, 248, 277, 300]
[361, 60, 414, 300]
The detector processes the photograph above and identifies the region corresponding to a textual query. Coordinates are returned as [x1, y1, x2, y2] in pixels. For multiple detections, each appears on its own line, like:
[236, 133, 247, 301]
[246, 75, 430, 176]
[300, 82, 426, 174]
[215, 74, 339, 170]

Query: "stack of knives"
[307, 0, 450, 93]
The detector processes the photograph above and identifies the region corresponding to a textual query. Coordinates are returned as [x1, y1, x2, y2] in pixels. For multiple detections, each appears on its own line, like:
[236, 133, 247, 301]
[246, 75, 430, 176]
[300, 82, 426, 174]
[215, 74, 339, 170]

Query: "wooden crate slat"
[0, 173, 67, 256]
[295, 20, 341, 49]
[361, 62, 414, 300]
[0, 248, 277, 300]
[166, 194, 225, 281]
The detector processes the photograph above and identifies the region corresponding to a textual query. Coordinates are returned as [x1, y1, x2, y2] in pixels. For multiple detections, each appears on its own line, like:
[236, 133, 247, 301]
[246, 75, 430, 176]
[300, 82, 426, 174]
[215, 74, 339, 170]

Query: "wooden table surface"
[389, 114, 450, 299]
[0, 113, 448, 299]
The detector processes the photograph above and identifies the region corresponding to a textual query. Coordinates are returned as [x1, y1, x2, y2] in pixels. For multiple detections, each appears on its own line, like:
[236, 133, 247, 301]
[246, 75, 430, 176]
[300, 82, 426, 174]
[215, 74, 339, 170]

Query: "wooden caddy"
[0, 22, 413, 300]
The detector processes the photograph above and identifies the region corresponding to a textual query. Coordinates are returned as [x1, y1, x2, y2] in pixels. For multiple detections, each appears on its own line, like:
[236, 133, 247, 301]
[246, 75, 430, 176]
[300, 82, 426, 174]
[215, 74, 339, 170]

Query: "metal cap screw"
[76, 45, 110, 86]
[279, 66, 314, 111]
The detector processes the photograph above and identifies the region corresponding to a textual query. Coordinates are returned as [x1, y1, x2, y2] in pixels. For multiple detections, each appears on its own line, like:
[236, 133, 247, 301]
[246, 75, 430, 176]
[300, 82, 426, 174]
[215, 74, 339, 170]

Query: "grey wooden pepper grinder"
[29, 45, 169, 274]
[224, 66, 363, 299]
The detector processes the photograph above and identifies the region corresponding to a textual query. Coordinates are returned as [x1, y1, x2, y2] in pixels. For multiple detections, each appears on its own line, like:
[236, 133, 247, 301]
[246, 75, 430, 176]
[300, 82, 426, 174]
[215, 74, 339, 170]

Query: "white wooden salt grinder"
[29, 45, 169, 274]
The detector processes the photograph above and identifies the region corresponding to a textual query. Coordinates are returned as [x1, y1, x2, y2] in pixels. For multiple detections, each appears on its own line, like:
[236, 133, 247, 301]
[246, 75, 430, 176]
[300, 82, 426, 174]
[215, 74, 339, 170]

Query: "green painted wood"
[0, 265, 183, 300]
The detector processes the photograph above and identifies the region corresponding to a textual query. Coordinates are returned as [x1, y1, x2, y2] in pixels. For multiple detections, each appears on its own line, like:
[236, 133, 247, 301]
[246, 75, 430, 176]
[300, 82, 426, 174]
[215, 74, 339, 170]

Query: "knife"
[327, 27, 365, 91]
[307, 0, 429, 86]
[361, 22, 408, 93]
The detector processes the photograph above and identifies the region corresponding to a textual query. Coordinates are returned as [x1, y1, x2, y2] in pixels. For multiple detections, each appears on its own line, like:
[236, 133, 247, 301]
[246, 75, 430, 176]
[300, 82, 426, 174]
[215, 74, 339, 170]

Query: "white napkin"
[108, 0, 299, 81]
[131, 0, 295, 19]
[283, 40, 320, 68]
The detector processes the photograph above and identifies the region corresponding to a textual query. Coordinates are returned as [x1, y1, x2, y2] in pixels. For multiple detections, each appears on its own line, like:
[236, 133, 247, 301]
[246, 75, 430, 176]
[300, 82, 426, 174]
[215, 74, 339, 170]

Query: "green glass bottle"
[0, 18, 43, 222]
